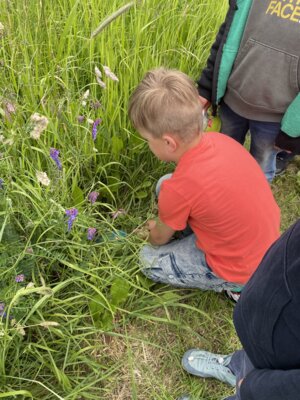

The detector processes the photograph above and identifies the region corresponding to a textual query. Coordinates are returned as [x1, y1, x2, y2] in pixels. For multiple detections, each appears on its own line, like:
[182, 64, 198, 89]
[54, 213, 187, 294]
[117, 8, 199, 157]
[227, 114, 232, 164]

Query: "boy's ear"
[162, 134, 178, 152]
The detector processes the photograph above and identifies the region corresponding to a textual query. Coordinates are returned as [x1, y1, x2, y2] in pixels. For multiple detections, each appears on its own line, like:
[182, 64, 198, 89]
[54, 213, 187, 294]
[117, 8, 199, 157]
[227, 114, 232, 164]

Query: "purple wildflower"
[0, 179, 3, 189]
[88, 191, 99, 204]
[50, 148, 62, 170]
[92, 118, 102, 141]
[15, 274, 25, 283]
[77, 115, 85, 123]
[0, 303, 5, 311]
[65, 208, 78, 231]
[110, 209, 127, 220]
[87, 227, 97, 240]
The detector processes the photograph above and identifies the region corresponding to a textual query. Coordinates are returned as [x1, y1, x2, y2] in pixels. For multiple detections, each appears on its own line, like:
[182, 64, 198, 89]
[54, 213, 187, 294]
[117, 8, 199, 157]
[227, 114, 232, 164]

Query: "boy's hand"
[147, 219, 157, 231]
[147, 218, 175, 246]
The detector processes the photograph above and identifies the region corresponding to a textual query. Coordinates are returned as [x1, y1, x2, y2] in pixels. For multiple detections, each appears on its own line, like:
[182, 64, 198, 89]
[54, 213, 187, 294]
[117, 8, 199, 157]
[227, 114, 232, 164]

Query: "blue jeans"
[220, 102, 280, 182]
[225, 350, 254, 400]
[140, 175, 244, 293]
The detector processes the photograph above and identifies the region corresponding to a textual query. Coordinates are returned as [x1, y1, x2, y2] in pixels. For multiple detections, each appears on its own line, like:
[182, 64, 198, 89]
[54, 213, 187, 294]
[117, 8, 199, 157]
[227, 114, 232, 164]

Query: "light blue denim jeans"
[220, 102, 280, 182]
[140, 174, 244, 293]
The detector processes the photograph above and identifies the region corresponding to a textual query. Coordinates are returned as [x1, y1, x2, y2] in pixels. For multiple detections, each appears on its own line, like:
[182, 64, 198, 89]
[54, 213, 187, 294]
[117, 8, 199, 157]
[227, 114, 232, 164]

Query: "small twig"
[91, 1, 136, 38]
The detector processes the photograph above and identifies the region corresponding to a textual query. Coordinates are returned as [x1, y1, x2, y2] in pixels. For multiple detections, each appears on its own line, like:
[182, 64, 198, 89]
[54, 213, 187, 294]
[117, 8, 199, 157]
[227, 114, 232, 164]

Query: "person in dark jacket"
[198, 0, 300, 181]
[180, 218, 300, 400]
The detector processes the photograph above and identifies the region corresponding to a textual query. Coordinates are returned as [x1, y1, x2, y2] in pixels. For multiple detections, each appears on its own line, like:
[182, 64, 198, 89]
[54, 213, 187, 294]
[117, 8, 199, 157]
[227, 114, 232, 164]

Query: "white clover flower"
[87, 118, 94, 125]
[29, 113, 49, 139]
[30, 113, 47, 124]
[0, 23, 4, 35]
[103, 66, 119, 82]
[30, 125, 43, 139]
[36, 171, 50, 186]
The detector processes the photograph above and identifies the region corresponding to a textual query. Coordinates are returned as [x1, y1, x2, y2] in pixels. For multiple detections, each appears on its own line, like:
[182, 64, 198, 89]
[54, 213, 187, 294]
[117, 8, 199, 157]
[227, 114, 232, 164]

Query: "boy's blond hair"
[128, 68, 203, 141]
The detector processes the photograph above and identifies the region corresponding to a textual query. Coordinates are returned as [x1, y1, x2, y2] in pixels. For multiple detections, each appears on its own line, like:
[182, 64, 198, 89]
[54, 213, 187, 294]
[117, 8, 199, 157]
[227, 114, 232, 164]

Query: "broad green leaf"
[72, 186, 84, 206]
[110, 277, 130, 306]
[135, 190, 148, 199]
[89, 294, 106, 318]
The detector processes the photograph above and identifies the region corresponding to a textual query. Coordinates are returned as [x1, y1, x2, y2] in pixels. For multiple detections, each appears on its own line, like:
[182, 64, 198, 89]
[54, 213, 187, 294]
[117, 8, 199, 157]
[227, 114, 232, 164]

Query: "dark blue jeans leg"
[223, 350, 254, 400]
[219, 102, 249, 145]
[249, 120, 280, 182]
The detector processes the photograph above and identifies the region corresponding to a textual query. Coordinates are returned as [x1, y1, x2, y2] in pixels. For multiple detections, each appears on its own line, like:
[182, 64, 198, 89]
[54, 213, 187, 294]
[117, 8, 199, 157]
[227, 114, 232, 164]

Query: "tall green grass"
[2, 1, 297, 399]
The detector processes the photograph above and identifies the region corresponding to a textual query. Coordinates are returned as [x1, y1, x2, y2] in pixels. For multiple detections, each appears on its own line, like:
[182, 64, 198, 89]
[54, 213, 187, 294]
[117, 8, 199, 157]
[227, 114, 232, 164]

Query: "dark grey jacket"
[234, 220, 300, 399]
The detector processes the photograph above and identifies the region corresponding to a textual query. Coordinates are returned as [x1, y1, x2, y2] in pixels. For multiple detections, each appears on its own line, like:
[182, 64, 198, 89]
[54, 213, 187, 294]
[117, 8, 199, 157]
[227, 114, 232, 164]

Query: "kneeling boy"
[128, 68, 280, 296]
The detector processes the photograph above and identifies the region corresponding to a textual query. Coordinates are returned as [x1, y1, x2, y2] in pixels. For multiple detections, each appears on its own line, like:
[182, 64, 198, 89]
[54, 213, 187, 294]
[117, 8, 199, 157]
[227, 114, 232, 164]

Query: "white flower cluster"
[36, 171, 50, 186]
[81, 89, 90, 107]
[30, 113, 49, 139]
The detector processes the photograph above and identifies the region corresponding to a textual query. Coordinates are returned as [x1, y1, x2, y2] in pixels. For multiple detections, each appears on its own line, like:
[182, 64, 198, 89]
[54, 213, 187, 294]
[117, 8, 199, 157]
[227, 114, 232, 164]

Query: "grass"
[0, 0, 299, 399]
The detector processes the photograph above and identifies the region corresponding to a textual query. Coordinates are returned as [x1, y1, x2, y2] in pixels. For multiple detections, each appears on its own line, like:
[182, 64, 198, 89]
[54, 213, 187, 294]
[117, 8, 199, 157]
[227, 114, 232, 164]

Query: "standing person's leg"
[249, 120, 281, 182]
[276, 151, 295, 176]
[219, 102, 249, 145]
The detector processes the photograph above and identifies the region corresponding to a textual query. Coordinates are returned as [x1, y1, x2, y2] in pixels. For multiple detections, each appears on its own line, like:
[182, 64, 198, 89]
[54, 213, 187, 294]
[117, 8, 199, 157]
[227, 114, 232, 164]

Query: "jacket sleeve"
[196, 21, 227, 101]
[275, 93, 300, 154]
[240, 368, 300, 400]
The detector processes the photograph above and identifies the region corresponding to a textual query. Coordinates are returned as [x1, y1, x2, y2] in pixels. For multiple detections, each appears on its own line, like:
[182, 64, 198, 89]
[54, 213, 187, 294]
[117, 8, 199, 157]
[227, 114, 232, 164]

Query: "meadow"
[0, 0, 299, 399]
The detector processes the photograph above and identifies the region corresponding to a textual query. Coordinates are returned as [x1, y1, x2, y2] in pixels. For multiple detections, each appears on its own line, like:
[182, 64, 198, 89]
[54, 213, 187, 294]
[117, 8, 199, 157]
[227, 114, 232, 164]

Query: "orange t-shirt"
[158, 132, 280, 284]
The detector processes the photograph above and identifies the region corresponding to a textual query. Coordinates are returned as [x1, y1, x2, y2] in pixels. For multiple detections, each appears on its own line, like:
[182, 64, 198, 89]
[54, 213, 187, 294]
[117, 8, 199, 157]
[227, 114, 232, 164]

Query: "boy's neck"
[173, 132, 203, 163]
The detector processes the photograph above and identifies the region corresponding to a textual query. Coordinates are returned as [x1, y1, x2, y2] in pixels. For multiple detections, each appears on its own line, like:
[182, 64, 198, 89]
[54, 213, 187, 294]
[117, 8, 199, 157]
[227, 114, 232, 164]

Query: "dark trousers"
[225, 350, 254, 400]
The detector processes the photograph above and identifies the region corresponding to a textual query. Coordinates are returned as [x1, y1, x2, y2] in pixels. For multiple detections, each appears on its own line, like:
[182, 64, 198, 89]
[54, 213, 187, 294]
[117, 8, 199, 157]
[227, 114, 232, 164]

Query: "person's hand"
[147, 219, 157, 231]
[199, 95, 211, 111]
[274, 145, 292, 153]
[275, 131, 300, 155]
[238, 378, 244, 387]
